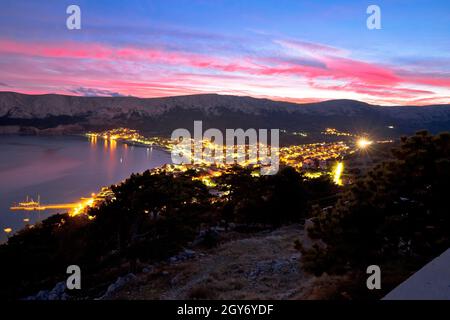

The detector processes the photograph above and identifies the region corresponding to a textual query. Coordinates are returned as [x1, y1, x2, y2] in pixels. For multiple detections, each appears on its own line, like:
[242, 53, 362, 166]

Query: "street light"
[332, 161, 344, 186]
[357, 137, 373, 149]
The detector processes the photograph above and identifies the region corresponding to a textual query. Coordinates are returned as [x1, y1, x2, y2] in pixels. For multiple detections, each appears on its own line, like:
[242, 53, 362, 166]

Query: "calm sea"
[0, 135, 171, 242]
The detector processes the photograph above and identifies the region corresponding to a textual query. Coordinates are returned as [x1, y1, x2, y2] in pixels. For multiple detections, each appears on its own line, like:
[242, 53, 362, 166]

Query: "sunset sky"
[0, 0, 449, 105]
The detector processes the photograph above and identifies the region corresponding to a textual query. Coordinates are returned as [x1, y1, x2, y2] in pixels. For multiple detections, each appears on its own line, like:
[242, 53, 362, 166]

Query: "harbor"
[10, 195, 78, 211]
[10, 187, 115, 216]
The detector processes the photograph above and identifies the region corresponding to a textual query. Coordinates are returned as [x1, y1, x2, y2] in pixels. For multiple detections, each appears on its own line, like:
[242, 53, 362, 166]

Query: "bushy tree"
[0, 170, 213, 299]
[301, 131, 450, 278]
[215, 166, 336, 226]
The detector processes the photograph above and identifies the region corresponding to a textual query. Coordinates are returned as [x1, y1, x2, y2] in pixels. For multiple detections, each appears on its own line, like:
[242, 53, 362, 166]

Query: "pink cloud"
[309, 81, 435, 99]
[0, 38, 449, 105]
[322, 57, 400, 86]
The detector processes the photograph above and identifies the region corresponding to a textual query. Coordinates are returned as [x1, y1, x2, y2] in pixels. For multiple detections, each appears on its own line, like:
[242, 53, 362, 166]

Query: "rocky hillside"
[105, 225, 319, 300]
[0, 91, 449, 136]
[25, 224, 351, 300]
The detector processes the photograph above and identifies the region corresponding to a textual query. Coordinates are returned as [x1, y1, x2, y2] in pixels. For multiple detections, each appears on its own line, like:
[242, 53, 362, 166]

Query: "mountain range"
[1, 91, 449, 138]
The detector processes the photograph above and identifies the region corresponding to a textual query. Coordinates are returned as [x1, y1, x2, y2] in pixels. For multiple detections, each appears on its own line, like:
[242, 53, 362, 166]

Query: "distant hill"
[0, 91, 449, 138]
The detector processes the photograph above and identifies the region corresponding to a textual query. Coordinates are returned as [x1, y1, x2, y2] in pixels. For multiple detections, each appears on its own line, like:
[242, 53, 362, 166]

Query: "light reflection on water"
[0, 135, 171, 242]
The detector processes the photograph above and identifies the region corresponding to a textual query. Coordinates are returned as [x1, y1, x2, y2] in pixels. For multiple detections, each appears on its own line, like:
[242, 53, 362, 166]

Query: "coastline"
[0, 134, 172, 243]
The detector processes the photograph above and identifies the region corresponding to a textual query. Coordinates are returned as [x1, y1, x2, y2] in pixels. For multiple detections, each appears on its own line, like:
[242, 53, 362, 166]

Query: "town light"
[357, 137, 373, 149]
[333, 161, 344, 186]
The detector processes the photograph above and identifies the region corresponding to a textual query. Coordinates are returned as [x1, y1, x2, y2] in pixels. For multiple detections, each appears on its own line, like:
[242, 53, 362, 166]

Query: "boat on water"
[16, 195, 41, 208]
[13, 195, 44, 210]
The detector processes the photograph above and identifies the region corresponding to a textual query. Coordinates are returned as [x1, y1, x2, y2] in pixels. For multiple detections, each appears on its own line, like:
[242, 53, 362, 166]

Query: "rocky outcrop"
[99, 274, 137, 300]
[107, 225, 309, 300]
[25, 281, 69, 301]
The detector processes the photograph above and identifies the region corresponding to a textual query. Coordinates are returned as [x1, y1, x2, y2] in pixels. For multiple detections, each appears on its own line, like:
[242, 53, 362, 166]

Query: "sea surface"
[0, 135, 171, 242]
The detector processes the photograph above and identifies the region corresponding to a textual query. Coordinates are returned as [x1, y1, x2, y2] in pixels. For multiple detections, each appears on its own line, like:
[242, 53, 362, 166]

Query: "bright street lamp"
[357, 137, 373, 149]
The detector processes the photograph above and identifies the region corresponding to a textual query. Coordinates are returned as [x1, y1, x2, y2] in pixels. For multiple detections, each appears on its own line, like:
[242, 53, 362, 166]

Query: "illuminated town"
[321, 127, 354, 137]
[86, 127, 353, 176]
[83, 127, 377, 190]
[7, 127, 379, 227]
